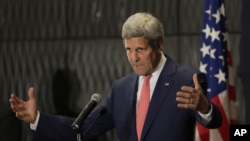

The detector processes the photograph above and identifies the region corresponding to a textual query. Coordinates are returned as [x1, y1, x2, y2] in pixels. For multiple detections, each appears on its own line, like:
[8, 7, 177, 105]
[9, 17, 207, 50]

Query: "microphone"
[82, 106, 107, 136]
[71, 93, 102, 132]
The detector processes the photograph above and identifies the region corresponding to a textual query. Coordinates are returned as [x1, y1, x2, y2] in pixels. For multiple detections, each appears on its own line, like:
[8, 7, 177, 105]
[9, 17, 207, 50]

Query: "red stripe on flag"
[211, 95, 229, 141]
[227, 52, 233, 66]
[197, 121, 209, 141]
[228, 85, 236, 101]
[230, 119, 237, 125]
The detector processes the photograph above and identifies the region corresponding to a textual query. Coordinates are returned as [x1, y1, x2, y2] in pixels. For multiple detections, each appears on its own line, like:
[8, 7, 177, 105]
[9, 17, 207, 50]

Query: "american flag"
[195, 0, 237, 141]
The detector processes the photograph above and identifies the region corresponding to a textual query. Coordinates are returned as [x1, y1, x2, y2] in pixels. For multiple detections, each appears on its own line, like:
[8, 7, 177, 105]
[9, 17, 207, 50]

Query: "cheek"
[126, 53, 130, 59]
[147, 56, 155, 69]
[147, 61, 154, 70]
[151, 54, 158, 65]
[127, 54, 133, 63]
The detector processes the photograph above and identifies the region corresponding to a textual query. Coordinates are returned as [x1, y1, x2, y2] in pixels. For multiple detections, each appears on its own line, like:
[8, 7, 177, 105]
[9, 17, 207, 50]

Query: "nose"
[131, 51, 139, 62]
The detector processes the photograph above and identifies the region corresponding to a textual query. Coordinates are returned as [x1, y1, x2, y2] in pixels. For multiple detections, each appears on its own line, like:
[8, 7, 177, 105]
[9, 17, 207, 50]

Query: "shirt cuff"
[198, 103, 213, 124]
[30, 111, 40, 130]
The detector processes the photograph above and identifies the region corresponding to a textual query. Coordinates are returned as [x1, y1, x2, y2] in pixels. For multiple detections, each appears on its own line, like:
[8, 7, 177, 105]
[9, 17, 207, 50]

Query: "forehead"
[124, 37, 148, 48]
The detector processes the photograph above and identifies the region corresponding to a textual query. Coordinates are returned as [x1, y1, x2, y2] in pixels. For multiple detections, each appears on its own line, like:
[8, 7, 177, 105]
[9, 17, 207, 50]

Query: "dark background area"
[0, 0, 247, 141]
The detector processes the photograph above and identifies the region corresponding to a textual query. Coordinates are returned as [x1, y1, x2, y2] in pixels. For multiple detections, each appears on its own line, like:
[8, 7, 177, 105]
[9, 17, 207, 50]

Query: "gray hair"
[122, 12, 164, 44]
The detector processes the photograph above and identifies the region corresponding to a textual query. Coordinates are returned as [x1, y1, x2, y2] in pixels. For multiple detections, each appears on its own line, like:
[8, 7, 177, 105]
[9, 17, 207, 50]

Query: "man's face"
[124, 36, 162, 76]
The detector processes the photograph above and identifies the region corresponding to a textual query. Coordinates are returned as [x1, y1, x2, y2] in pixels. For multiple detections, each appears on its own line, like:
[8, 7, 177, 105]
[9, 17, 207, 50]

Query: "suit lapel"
[121, 73, 139, 141]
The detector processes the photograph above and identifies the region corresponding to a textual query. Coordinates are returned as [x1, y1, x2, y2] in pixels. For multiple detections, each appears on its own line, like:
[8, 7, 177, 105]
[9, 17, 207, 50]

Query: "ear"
[157, 38, 163, 51]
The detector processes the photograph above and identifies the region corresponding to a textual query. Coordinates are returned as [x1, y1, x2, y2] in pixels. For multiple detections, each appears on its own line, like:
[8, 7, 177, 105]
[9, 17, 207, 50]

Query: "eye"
[136, 48, 145, 53]
[125, 48, 132, 53]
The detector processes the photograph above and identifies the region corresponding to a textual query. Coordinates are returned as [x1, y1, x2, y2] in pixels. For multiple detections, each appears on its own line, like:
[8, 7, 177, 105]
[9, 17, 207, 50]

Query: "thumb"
[193, 73, 200, 89]
[28, 87, 35, 100]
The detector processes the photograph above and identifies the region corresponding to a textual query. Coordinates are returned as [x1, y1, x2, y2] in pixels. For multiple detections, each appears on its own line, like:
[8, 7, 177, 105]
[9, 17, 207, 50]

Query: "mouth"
[134, 64, 143, 70]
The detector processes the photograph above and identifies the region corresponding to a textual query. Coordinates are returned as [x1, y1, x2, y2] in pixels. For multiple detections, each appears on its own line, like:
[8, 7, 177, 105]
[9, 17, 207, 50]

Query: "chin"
[135, 71, 145, 76]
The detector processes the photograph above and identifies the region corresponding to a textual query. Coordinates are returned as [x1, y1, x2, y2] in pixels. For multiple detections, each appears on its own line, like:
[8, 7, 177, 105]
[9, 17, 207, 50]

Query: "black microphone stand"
[77, 131, 83, 141]
[73, 106, 107, 141]
[82, 107, 107, 136]
[72, 124, 83, 141]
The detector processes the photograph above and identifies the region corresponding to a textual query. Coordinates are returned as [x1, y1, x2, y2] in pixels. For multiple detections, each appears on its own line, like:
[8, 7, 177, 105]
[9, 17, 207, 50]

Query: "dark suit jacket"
[33, 55, 222, 141]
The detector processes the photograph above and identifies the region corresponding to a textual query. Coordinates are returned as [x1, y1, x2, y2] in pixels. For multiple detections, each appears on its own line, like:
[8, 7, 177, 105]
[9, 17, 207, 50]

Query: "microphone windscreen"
[91, 93, 102, 104]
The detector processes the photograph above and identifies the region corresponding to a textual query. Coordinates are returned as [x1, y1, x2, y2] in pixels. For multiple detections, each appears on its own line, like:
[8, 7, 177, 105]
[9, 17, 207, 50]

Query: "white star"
[222, 32, 229, 42]
[219, 55, 225, 66]
[200, 62, 208, 73]
[205, 8, 211, 15]
[214, 69, 226, 84]
[210, 48, 216, 59]
[200, 43, 210, 57]
[207, 88, 211, 93]
[210, 28, 220, 42]
[212, 10, 221, 24]
[220, 3, 225, 17]
[205, 6, 212, 20]
[202, 24, 211, 39]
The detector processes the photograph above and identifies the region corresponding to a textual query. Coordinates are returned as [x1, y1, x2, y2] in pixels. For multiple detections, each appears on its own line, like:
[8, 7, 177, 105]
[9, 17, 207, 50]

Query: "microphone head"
[91, 93, 102, 104]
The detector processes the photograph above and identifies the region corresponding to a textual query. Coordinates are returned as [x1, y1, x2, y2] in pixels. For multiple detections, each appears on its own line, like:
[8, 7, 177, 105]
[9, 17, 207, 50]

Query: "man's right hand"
[9, 87, 38, 124]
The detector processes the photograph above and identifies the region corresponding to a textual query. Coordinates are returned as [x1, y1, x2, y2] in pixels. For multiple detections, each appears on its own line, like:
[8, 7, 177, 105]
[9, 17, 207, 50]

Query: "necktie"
[136, 74, 152, 141]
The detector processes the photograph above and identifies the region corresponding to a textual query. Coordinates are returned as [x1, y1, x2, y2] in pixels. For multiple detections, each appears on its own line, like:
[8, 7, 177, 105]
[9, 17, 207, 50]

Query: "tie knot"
[144, 74, 152, 83]
[144, 74, 152, 80]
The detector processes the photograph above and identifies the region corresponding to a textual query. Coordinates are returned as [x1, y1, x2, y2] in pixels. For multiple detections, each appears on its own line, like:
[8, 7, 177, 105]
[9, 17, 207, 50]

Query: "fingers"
[176, 96, 195, 109]
[9, 87, 38, 123]
[16, 111, 23, 119]
[176, 74, 205, 111]
[9, 94, 21, 112]
[176, 91, 192, 100]
[176, 90, 194, 108]
[28, 87, 35, 100]
[10, 94, 22, 104]
[176, 74, 199, 110]
[193, 73, 200, 89]
[176, 94, 191, 104]
[15, 110, 27, 120]
[10, 94, 29, 120]
[177, 102, 195, 109]
[9, 87, 33, 113]
[10, 98, 25, 112]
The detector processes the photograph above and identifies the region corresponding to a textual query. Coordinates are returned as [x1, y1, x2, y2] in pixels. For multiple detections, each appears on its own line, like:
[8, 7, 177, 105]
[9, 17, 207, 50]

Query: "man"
[10, 12, 222, 141]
